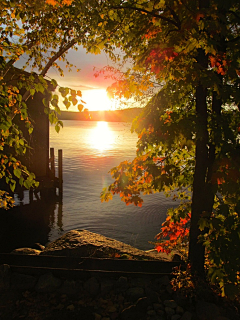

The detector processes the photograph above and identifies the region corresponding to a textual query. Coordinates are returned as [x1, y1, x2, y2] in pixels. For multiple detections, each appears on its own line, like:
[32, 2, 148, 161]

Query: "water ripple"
[49, 121, 178, 250]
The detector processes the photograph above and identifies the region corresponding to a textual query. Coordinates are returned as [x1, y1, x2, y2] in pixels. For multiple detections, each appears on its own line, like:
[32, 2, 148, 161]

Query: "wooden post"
[58, 149, 63, 199]
[58, 202, 63, 230]
[50, 147, 55, 180]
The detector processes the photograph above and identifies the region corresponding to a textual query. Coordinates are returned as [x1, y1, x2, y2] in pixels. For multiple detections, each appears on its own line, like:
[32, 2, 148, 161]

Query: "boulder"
[35, 272, 62, 292]
[83, 277, 100, 296]
[126, 287, 145, 302]
[11, 272, 37, 291]
[41, 229, 170, 260]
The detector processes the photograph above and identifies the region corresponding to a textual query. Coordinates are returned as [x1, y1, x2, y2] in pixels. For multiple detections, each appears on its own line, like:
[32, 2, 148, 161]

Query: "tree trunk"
[188, 0, 214, 276]
[188, 48, 209, 275]
[188, 44, 223, 275]
[189, 87, 209, 274]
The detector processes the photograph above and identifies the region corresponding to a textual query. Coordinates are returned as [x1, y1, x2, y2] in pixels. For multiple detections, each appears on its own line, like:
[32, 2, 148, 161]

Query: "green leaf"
[13, 168, 21, 179]
[29, 88, 35, 96]
[51, 79, 58, 89]
[10, 182, 16, 192]
[198, 218, 209, 231]
[51, 98, 58, 108]
[42, 98, 48, 107]
[55, 124, 60, 133]
[36, 83, 45, 93]
[23, 180, 31, 189]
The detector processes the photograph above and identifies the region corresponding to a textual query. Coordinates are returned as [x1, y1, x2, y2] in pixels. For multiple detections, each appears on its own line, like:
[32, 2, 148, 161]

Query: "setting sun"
[82, 89, 113, 111]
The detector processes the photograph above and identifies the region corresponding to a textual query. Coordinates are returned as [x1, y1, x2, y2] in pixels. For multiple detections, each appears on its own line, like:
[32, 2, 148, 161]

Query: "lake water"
[48, 120, 178, 250]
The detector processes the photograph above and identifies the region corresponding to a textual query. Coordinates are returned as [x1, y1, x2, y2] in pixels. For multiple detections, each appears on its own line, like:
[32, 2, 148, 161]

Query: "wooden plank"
[0, 253, 183, 274]
[9, 265, 174, 279]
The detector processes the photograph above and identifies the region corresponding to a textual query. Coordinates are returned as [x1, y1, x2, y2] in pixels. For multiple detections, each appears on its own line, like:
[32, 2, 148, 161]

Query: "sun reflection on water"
[88, 121, 114, 153]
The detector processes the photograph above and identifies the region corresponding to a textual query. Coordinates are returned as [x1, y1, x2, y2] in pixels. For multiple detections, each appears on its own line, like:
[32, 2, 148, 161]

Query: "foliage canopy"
[1, 0, 240, 297]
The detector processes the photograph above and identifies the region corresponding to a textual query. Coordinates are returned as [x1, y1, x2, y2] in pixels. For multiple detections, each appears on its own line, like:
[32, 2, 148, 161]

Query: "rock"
[108, 306, 117, 313]
[110, 312, 118, 320]
[100, 278, 115, 295]
[171, 315, 181, 320]
[130, 277, 148, 288]
[11, 248, 41, 255]
[94, 313, 102, 320]
[35, 272, 62, 292]
[33, 243, 45, 251]
[157, 309, 165, 317]
[84, 277, 100, 296]
[181, 311, 193, 320]
[165, 306, 175, 316]
[0, 264, 11, 291]
[145, 249, 171, 261]
[156, 276, 170, 287]
[153, 303, 163, 311]
[147, 309, 157, 316]
[135, 297, 149, 313]
[11, 272, 37, 291]
[59, 279, 78, 295]
[166, 284, 173, 294]
[196, 300, 220, 320]
[164, 300, 178, 309]
[176, 306, 184, 314]
[115, 276, 128, 293]
[159, 289, 173, 302]
[66, 304, 75, 311]
[145, 287, 159, 303]
[126, 287, 145, 302]
[41, 229, 169, 260]
[121, 305, 142, 320]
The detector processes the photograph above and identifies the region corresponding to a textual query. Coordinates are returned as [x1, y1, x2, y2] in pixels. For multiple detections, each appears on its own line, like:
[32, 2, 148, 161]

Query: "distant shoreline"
[58, 107, 142, 122]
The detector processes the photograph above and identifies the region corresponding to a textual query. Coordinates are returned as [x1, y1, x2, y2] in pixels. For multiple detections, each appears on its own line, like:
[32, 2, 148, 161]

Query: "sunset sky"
[47, 46, 118, 112]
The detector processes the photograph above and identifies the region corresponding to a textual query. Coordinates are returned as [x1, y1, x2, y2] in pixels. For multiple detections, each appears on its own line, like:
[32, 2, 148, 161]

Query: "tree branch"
[22, 38, 78, 102]
[111, 5, 181, 30]
[40, 38, 78, 77]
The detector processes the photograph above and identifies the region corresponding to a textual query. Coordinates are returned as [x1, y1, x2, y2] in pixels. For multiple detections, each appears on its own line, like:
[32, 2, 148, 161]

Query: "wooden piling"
[50, 147, 55, 180]
[58, 202, 63, 230]
[58, 149, 63, 199]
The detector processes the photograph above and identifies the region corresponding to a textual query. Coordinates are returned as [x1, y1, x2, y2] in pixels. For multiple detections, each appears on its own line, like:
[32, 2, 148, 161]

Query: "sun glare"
[82, 89, 113, 111]
[88, 121, 114, 152]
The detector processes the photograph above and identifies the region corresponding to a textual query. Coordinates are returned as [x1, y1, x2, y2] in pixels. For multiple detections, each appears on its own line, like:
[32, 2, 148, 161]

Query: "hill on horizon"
[58, 107, 142, 122]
